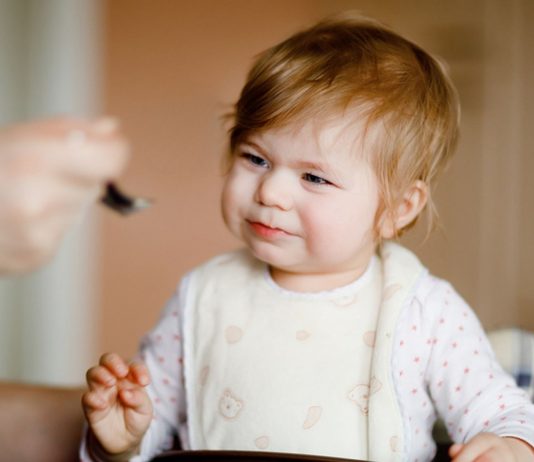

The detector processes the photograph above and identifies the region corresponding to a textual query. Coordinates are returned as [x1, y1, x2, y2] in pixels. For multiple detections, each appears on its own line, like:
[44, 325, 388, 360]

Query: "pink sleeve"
[422, 280, 534, 446]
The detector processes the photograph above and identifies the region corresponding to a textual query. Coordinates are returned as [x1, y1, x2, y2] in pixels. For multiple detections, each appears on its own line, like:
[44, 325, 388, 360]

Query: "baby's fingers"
[449, 443, 464, 459]
[86, 365, 117, 389]
[450, 433, 513, 462]
[128, 361, 150, 387]
[82, 390, 109, 412]
[119, 388, 152, 416]
[116, 387, 153, 440]
[81, 389, 117, 427]
[99, 352, 129, 378]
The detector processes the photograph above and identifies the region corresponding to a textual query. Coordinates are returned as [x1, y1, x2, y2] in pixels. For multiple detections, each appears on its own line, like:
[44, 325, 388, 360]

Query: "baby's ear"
[377, 180, 428, 239]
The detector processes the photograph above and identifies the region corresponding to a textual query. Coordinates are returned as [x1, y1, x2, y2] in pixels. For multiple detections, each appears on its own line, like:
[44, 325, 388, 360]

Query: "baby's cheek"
[220, 188, 233, 227]
[304, 205, 377, 265]
[300, 209, 339, 255]
[221, 181, 240, 228]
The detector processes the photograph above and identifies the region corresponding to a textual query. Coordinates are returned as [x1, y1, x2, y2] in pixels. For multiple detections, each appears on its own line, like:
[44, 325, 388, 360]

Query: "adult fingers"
[0, 176, 99, 275]
[2, 176, 99, 226]
[1, 116, 120, 143]
[2, 116, 130, 183]
[56, 123, 130, 182]
[65, 136, 129, 181]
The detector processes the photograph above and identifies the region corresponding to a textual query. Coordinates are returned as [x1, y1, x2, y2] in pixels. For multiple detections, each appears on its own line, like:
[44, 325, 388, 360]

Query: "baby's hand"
[82, 353, 153, 457]
[450, 433, 534, 461]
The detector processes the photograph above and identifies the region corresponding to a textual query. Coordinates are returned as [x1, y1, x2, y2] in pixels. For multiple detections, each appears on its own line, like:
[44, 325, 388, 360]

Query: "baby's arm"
[80, 279, 190, 461]
[449, 433, 534, 461]
[82, 353, 153, 460]
[420, 279, 534, 459]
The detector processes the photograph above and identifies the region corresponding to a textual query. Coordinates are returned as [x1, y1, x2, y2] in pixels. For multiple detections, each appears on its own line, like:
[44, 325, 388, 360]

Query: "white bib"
[183, 243, 425, 461]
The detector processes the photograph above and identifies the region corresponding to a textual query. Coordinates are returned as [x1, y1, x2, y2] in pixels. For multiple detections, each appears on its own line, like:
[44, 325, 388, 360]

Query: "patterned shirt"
[81, 253, 534, 462]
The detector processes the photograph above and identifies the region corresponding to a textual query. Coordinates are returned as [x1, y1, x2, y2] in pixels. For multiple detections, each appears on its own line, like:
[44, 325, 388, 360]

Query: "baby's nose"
[254, 171, 293, 210]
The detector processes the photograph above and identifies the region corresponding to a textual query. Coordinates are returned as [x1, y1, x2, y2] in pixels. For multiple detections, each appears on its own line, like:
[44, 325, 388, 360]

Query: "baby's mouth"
[247, 220, 291, 238]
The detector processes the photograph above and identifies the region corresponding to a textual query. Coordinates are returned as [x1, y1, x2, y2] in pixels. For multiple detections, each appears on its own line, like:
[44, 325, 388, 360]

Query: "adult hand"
[0, 116, 129, 275]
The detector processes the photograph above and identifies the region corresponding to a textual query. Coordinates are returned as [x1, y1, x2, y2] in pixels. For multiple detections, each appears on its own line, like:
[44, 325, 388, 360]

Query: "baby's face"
[221, 117, 382, 290]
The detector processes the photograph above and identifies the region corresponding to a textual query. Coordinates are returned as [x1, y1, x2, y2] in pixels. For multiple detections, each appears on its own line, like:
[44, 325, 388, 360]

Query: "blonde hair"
[226, 12, 460, 235]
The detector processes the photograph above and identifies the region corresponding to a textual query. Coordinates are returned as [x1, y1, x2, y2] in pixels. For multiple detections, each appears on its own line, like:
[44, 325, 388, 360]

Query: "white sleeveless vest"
[183, 242, 425, 461]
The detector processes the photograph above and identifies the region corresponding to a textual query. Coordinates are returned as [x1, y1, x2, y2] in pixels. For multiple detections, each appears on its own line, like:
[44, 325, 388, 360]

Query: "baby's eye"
[242, 153, 269, 168]
[302, 173, 331, 185]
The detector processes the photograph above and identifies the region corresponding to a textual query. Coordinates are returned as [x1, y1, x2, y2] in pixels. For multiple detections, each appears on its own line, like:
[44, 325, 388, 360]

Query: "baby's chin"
[244, 241, 290, 267]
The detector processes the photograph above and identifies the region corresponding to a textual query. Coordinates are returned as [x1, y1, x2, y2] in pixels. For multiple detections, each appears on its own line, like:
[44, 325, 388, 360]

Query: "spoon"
[100, 182, 152, 215]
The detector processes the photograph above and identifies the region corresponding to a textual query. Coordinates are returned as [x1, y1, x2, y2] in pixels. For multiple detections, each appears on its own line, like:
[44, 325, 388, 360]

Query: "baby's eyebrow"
[238, 141, 272, 159]
[238, 140, 262, 152]
[293, 160, 331, 172]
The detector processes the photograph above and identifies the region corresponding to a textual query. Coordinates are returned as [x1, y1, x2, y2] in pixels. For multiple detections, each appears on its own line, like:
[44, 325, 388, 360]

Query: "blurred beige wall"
[98, 0, 534, 359]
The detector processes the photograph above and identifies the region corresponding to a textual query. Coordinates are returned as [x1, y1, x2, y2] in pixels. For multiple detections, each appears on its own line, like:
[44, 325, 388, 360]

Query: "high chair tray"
[152, 450, 367, 461]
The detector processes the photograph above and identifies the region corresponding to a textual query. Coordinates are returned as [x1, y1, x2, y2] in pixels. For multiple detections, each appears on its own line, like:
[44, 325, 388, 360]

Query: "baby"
[80, 13, 534, 462]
